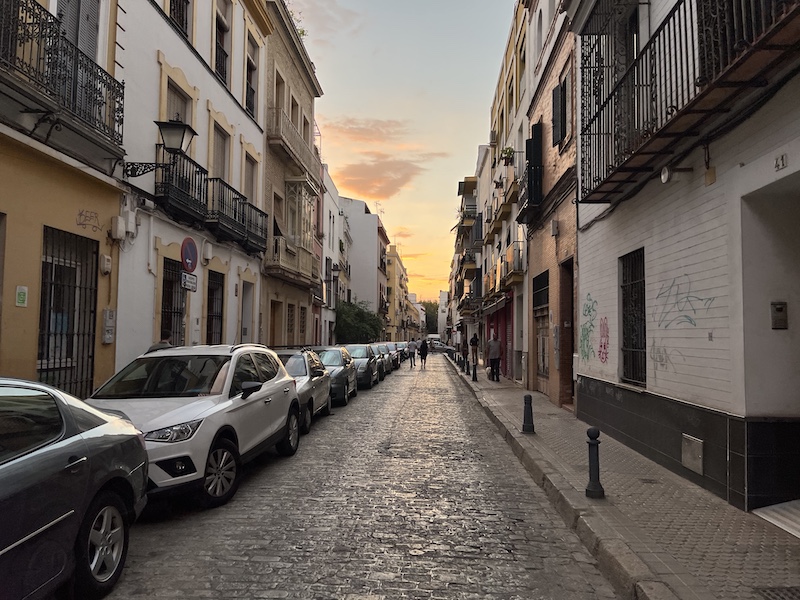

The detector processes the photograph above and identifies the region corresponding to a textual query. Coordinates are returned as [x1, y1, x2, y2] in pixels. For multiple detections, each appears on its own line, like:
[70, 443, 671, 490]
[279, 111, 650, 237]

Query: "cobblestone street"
[108, 355, 620, 599]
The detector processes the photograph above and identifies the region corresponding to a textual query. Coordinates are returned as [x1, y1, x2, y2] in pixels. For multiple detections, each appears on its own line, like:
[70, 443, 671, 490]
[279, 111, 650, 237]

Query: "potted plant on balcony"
[500, 146, 515, 165]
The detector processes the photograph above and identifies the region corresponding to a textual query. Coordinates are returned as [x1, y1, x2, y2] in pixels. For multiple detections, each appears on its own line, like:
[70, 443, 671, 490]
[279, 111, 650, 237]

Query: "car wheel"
[277, 407, 300, 456]
[74, 490, 129, 600]
[300, 402, 313, 434]
[322, 393, 333, 415]
[350, 378, 357, 398]
[200, 438, 241, 508]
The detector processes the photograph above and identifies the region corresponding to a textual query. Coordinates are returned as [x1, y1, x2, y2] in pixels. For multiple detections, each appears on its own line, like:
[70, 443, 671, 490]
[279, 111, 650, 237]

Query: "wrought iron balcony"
[243, 203, 268, 254]
[267, 108, 322, 186]
[263, 236, 312, 284]
[154, 145, 208, 225]
[170, 0, 190, 36]
[579, 0, 800, 203]
[457, 209, 477, 231]
[516, 164, 545, 225]
[459, 251, 477, 279]
[501, 241, 525, 288]
[215, 42, 228, 84]
[207, 178, 247, 242]
[0, 0, 124, 146]
[458, 293, 482, 316]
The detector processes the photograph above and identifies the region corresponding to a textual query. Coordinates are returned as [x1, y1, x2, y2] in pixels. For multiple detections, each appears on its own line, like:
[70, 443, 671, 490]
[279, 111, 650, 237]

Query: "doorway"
[559, 258, 575, 407]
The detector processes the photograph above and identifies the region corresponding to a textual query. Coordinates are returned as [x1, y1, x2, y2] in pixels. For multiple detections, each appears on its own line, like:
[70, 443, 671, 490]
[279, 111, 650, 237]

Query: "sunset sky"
[291, 0, 515, 302]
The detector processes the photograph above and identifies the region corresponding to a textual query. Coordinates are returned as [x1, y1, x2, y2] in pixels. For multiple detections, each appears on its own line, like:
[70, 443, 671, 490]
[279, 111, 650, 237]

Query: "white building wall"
[577, 75, 800, 417]
[341, 197, 379, 311]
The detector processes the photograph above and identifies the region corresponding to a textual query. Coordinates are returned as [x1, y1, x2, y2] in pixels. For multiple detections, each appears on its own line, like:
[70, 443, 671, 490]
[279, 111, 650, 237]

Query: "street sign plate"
[181, 271, 197, 292]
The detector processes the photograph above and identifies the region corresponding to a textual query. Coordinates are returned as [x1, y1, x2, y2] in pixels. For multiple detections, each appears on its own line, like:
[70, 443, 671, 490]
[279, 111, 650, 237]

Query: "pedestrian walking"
[147, 328, 172, 353]
[469, 333, 479, 367]
[407, 337, 418, 368]
[487, 332, 502, 381]
[419, 339, 428, 369]
[461, 337, 469, 366]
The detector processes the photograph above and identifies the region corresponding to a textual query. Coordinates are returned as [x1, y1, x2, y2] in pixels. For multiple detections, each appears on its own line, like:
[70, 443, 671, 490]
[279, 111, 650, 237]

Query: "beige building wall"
[0, 134, 122, 388]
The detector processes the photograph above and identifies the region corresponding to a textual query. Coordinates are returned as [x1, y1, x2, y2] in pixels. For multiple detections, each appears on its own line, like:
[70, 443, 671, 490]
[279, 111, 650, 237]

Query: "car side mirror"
[240, 381, 262, 400]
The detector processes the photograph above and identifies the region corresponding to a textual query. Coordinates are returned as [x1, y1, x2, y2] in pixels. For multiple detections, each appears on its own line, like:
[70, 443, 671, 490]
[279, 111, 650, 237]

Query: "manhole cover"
[756, 587, 800, 600]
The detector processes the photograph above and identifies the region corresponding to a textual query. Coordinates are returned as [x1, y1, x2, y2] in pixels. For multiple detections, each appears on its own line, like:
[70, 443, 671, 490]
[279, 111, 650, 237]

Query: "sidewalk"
[445, 355, 800, 600]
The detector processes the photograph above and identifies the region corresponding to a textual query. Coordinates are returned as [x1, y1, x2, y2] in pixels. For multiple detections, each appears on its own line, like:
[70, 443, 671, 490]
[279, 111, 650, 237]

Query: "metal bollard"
[472, 363, 478, 381]
[465, 358, 470, 373]
[585, 427, 605, 499]
[522, 394, 535, 433]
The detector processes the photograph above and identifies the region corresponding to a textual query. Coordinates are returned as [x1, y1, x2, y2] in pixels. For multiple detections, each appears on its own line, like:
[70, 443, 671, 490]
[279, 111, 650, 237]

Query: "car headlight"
[145, 420, 203, 443]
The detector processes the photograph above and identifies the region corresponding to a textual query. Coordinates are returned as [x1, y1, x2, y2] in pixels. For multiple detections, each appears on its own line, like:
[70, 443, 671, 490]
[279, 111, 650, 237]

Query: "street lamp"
[123, 117, 197, 178]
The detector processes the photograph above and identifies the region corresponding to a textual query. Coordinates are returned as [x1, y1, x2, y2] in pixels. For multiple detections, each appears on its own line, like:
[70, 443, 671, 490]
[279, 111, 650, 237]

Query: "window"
[244, 154, 257, 203]
[230, 354, 260, 397]
[299, 307, 307, 339]
[252, 352, 279, 381]
[533, 271, 549, 377]
[212, 125, 229, 179]
[621, 248, 646, 386]
[275, 72, 286, 112]
[37, 227, 98, 399]
[161, 258, 186, 346]
[167, 82, 191, 125]
[552, 68, 572, 147]
[290, 97, 299, 129]
[0, 387, 64, 464]
[170, 0, 191, 37]
[60, 0, 99, 58]
[287, 304, 296, 345]
[206, 271, 224, 344]
[245, 35, 258, 116]
[215, 0, 232, 85]
[303, 116, 311, 145]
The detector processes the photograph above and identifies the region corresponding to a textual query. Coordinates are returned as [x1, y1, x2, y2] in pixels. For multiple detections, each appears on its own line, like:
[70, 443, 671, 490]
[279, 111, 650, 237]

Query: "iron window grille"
[37, 226, 98, 398]
[170, 0, 190, 36]
[621, 248, 646, 386]
[206, 270, 224, 344]
[161, 258, 186, 346]
[533, 271, 550, 377]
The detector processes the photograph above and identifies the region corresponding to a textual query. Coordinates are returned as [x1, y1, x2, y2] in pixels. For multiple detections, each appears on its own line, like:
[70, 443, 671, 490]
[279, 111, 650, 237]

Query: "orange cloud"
[321, 118, 409, 145]
[335, 157, 424, 200]
[393, 227, 413, 239]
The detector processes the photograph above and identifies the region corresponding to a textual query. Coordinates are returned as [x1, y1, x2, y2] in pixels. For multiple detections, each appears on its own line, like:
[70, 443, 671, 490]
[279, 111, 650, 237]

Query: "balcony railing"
[516, 164, 544, 225]
[580, 0, 800, 202]
[215, 42, 228, 83]
[243, 203, 267, 254]
[207, 178, 247, 241]
[155, 145, 208, 224]
[502, 242, 525, 287]
[170, 0, 190, 36]
[0, 0, 124, 144]
[267, 108, 322, 183]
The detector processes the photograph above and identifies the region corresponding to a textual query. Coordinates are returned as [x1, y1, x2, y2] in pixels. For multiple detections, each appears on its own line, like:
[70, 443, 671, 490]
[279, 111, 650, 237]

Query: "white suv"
[89, 344, 300, 508]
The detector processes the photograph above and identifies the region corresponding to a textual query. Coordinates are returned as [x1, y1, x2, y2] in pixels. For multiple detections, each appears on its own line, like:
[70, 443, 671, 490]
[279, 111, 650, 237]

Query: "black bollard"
[585, 427, 605, 499]
[472, 363, 478, 381]
[522, 394, 535, 433]
[465, 358, 470, 373]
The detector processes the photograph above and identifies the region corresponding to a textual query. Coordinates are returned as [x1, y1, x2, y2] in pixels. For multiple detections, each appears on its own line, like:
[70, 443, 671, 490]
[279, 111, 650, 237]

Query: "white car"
[88, 344, 300, 508]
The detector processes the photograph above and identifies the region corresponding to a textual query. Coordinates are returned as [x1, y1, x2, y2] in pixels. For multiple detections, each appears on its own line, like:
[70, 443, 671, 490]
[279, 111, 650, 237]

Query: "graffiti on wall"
[650, 339, 685, 373]
[653, 274, 715, 328]
[76, 209, 102, 232]
[579, 294, 597, 361]
[598, 317, 609, 363]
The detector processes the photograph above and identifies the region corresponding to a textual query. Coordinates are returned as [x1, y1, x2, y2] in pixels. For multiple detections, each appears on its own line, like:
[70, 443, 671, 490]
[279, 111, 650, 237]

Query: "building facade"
[566, 0, 800, 510]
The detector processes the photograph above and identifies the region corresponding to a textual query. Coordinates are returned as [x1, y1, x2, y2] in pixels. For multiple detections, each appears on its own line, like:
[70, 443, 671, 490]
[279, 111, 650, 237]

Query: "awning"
[482, 296, 508, 316]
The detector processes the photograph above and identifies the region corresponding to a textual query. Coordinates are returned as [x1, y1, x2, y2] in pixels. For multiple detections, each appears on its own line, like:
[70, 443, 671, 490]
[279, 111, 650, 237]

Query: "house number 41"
[775, 153, 788, 171]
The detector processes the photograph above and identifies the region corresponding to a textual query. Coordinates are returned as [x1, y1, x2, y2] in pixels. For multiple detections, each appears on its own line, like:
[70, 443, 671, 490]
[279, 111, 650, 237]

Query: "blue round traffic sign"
[181, 237, 198, 273]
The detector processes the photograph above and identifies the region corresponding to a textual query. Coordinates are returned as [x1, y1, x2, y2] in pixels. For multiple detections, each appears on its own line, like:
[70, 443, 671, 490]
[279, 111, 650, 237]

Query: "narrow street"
[108, 354, 619, 599]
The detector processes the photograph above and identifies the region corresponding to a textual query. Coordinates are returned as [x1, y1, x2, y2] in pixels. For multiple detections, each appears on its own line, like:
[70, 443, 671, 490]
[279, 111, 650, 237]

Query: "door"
[269, 300, 282, 346]
[252, 351, 292, 439]
[0, 385, 90, 598]
[226, 353, 272, 454]
[560, 258, 575, 404]
[240, 281, 254, 343]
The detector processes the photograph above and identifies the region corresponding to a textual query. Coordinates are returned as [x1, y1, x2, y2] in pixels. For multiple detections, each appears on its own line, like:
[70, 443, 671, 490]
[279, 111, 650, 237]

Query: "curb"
[446, 356, 682, 600]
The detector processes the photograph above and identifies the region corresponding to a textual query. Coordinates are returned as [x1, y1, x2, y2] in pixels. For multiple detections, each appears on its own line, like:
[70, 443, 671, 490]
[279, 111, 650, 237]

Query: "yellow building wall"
[0, 135, 121, 387]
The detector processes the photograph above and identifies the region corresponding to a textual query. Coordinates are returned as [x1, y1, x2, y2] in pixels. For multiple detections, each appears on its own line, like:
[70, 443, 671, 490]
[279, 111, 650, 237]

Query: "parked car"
[430, 340, 456, 353]
[370, 343, 392, 380]
[314, 346, 357, 405]
[0, 378, 148, 600]
[395, 341, 409, 361]
[345, 344, 380, 389]
[88, 344, 301, 508]
[275, 347, 332, 434]
[384, 342, 402, 369]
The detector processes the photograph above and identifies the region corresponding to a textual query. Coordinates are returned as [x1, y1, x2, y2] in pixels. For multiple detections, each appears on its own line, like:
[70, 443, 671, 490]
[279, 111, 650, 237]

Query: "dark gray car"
[315, 346, 357, 405]
[345, 344, 379, 389]
[0, 378, 148, 600]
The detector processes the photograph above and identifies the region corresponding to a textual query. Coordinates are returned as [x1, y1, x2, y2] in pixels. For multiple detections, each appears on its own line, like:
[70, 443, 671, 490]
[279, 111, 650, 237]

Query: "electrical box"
[110, 216, 126, 240]
[771, 301, 788, 329]
[100, 254, 112, 275]
[102, 308, 116, 344]
[203, 242, 213, 263]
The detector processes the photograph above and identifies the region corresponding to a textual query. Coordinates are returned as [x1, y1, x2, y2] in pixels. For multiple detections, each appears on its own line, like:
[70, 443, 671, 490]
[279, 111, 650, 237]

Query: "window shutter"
[552, 84, 563, 147]
[60, 0, 81, 46]
[78, 0, 99, 59]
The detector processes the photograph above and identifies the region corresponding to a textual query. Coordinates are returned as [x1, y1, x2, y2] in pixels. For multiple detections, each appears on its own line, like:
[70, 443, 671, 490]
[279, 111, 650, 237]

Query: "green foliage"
[420, 300, 439, 334]
[285, 1, 307, 38]
[335, 301, 383, 343]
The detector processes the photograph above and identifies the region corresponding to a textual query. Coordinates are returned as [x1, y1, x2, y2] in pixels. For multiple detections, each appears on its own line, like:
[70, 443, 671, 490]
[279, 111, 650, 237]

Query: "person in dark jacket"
[419, 339, 429, 369]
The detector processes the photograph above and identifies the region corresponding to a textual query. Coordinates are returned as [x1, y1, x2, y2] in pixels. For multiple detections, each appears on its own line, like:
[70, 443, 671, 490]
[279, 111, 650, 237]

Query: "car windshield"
[347, 346, 367, 358]
[386, 343, 397, 351]
[396, 342, 407, 349]
[318, 350, 343, 367]
[378, 345, 389, 353]
[279, 354, 307, 377]
[92, 355, 231, 399]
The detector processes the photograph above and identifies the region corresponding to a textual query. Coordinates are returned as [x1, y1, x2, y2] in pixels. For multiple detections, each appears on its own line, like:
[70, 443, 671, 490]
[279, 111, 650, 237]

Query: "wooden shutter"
[552, 84, 563, 147]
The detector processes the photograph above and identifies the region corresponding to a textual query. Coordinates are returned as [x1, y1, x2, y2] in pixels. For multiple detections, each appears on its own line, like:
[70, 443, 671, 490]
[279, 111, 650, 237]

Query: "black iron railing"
[155, 145, 208, 220]
[170, 0, 190, 36]
[215, 42, 228, 83]
[580, 0, 794, 198]
[243, 203, 267, 253]
[207, 178, 247, 237]
[0, 0, 124, 144]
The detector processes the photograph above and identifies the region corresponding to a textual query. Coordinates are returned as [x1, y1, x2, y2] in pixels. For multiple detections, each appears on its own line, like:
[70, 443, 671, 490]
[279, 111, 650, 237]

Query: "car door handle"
[283, 387, 290, 394]
[264, 398, 272, 404]
[65, 456, 87, 473]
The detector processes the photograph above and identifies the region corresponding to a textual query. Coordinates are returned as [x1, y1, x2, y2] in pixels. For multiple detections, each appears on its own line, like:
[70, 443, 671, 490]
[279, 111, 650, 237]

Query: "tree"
[421, 300, 439, 334]
[335, 301, 383, 343]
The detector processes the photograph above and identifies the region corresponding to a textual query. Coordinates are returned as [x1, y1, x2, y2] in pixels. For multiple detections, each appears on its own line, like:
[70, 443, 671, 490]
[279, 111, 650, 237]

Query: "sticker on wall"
[15, 286, 28, 307]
